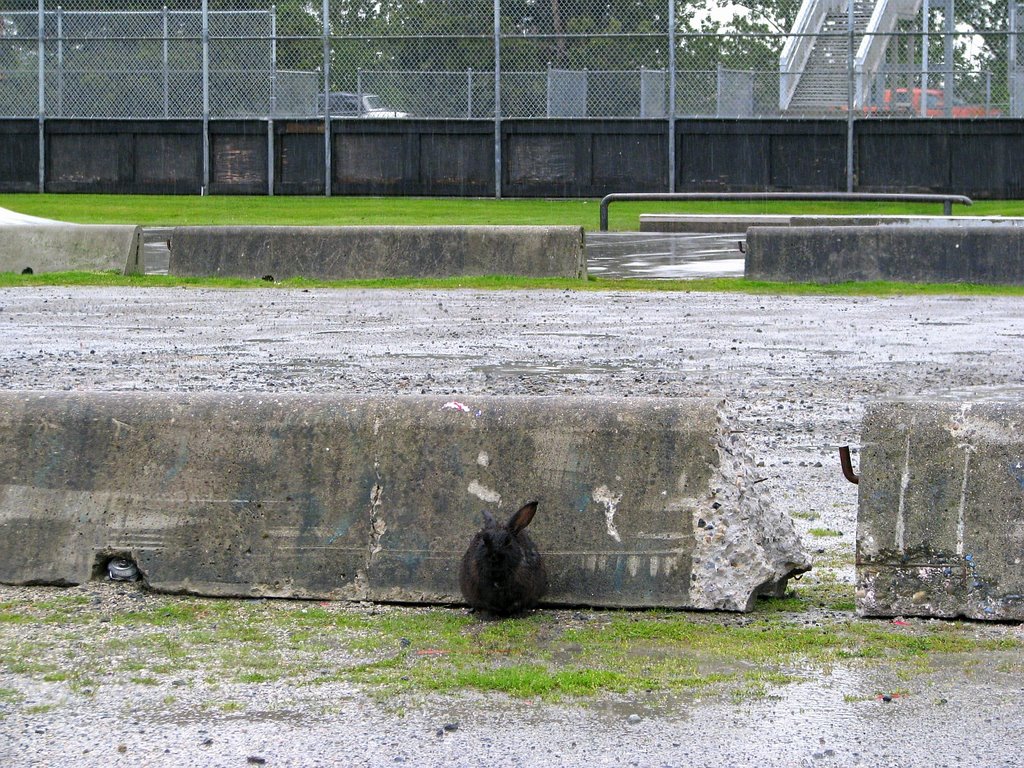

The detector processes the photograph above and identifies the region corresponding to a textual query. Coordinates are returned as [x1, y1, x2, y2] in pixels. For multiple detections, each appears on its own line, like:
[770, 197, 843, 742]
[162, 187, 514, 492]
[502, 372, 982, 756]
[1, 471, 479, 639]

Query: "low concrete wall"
[745, 225, 1024, 285]
[857, 400, 1024, 620]
[168, 226, 586, 280]
[640, 214, 1024, 234]
[0, 224, 143, 275]
[639, 214, 790, 233]
[0, 391, 809, 611]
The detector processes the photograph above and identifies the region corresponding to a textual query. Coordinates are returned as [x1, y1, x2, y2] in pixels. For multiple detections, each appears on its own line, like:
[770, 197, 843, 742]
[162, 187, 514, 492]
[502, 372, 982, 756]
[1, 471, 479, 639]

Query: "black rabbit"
[459, 500, 548, 617]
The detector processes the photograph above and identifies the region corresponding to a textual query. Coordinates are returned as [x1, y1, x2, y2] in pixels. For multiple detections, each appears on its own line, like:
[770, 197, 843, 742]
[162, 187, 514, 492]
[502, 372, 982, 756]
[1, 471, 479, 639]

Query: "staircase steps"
[788, 1, 876, 111]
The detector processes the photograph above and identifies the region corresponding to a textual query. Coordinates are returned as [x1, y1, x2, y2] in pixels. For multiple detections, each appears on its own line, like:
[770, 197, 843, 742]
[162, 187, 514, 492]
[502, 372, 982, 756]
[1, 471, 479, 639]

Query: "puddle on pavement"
[519, 331, 619, 339]
[474, 359, 704, 378]
[586, 232, 745, 280]
[474, 361, 630, 377]
[593, 258, 744, 279]
[908, 384, 1024, 403]
[590, 665, 873, 724]
[385, 351, 480, 361]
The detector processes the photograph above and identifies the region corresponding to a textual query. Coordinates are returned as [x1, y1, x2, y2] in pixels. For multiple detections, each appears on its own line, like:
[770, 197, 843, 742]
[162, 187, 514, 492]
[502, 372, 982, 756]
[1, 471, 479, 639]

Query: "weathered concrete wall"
[0, 224, 143, 275]
[745, 225, 1024, 285]
[857, 400, 1024, 620]
[0, 391, 809, 611]
[168, 226, 586, 280]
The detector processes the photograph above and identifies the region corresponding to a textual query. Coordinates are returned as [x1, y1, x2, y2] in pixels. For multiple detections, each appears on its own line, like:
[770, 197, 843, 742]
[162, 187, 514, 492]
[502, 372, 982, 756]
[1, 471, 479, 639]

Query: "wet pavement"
[143, 227, 172, 275]
[3, 205, 1024, 765]
[2, 588, 1022, 768]
[1, 285, 1024, 766]
[584, 231, 745, 279]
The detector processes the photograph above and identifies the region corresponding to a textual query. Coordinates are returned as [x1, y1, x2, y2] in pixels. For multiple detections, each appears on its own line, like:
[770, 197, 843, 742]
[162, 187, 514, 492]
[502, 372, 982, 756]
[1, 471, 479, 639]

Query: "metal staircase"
[780, 0, 922, 113]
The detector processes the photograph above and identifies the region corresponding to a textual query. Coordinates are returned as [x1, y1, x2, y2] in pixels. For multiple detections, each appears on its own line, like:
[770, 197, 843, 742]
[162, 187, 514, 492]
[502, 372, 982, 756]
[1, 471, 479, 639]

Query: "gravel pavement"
[1, 285, 1024, 767]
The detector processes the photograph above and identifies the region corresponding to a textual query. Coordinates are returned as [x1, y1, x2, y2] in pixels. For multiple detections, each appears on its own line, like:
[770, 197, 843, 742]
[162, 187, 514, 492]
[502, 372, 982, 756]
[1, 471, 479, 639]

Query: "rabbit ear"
[507, 501, 539, 535]
[481, 509, 497, 527]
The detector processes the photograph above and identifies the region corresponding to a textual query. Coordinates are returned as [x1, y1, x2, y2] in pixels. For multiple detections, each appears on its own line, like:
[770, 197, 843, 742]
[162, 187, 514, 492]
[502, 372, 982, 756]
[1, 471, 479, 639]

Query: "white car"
[319, 91, 409, 118]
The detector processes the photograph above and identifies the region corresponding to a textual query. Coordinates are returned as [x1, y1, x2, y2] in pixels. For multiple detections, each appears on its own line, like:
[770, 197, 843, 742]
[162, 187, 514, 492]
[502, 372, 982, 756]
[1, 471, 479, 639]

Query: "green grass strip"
[3, 193, 1024, 231]
[2, 270, 1024, 297]
[2, 590, 1020, 704]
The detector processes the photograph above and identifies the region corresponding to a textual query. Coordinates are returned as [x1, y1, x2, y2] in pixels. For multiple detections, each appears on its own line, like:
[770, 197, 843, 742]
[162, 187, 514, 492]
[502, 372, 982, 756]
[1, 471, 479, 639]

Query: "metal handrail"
[853, 0, 924, 109]
[598, 191, 973, 231]
[779, 0, 840, 111]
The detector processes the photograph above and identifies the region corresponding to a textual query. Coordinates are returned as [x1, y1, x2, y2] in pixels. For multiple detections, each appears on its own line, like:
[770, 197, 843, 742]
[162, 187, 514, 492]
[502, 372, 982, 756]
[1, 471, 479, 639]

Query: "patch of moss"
[3, 270, 1024, 297]
[1, 588, 1020, 706]
[808, 528, 844, 538]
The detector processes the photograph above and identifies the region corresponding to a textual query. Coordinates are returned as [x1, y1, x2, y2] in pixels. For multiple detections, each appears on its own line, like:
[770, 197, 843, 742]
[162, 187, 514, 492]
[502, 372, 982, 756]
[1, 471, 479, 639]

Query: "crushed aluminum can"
[107, 557, 140, 582]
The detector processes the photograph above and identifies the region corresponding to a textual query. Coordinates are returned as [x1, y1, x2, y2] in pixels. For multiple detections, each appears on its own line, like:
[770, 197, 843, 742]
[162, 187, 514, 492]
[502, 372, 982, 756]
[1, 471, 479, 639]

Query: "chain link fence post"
[36, 0, 44, 190]
[266, 2, 274, 195]
[201, 0, 209, 193]
[321, 0, 330, 196]
[847, 0, 855, 192]
[493, 0, 501, 199]
[668, 0, 676, 193]
[2, 1, 1019, 197]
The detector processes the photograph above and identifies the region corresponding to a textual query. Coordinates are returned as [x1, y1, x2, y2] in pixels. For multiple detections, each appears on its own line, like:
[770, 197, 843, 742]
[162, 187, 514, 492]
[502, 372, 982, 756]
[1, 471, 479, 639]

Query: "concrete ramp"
[0, 391, 808, 611]
[168, 225, 587, 280]
[0, 205, 59, 226]
[0, 224, 144, 275]
[857, 400, 1024, 620]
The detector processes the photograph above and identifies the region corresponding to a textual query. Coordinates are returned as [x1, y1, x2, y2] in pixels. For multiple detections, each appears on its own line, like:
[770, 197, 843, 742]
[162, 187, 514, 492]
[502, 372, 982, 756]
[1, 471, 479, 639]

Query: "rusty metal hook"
[839, 446, 860, 485]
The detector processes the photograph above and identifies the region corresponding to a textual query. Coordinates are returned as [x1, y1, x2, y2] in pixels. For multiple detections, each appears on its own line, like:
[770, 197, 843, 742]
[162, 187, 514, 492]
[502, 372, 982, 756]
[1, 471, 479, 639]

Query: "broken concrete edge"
[856, 398, 1024, 621]
[691, 411, 812, 611]
[167, 225, 587, 281]
[744, 225, 1024, 285]
[0, 223, 143, 275]
[0, 391, 810, 613]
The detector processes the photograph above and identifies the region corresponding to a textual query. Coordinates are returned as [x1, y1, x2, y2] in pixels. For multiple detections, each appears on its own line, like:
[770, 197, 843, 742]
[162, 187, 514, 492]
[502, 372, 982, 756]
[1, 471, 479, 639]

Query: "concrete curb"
[0, 391, 809, 611]
[745, 224, 1024, 285]
[640, 214, 790, 233]
[640, 213, 1024, 234]
[857, 400, 1024, 620]
[0, 224, 143, 275]
[168, 225, 587, 280]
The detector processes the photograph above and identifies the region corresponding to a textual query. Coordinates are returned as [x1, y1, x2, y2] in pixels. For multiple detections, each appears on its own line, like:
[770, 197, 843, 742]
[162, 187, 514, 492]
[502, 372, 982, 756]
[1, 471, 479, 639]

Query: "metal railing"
[1, 0, 1019, 197]
[598, 192, 973, 231]
[0, 0, 1019, 121]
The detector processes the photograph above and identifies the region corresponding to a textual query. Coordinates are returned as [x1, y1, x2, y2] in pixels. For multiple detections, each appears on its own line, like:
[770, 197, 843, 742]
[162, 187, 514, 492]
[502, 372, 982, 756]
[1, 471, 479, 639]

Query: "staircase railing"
[853, 0, 923, 108]
[779, 0, 846, 111]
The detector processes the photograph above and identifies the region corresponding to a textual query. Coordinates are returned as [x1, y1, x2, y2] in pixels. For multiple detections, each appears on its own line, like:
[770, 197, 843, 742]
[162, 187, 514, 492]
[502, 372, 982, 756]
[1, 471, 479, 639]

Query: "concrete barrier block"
[745, 225, 1024, 285]
[168, 226, 586, 280]
[0, 224, 143, 275]
[857, 400, 1024, 620]
[0, 392, 809, 610]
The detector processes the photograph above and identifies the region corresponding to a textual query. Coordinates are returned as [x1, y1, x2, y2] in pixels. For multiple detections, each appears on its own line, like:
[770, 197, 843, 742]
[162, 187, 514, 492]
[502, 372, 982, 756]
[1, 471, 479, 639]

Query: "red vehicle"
[874, 87, 1000, 117]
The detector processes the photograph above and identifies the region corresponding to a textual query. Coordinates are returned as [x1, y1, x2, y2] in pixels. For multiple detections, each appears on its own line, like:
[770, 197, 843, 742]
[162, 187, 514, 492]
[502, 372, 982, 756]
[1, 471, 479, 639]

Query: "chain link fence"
[0, 0, 1020, 119]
